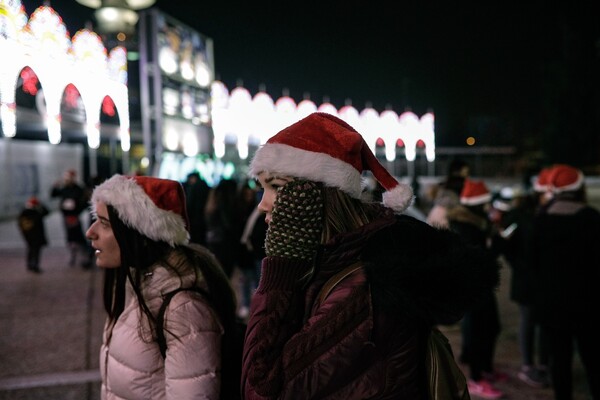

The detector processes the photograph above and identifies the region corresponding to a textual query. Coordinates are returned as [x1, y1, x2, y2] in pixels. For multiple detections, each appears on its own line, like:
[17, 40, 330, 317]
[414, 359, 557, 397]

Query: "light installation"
[210, 81, 436, 162]
[0, 0, 130, 151]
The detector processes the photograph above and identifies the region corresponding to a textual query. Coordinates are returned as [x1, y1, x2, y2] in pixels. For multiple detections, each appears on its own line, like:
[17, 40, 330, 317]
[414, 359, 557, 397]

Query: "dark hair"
[103, 205, 171, 323]
[448, 159, 469, 177]
[103, 204, 237, 354]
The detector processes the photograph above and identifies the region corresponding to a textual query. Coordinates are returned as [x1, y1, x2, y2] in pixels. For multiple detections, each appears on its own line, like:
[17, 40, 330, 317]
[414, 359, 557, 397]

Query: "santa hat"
[548, 164, 584, 193]
[460, 179, 492, 206]
[533, 166, 553, 193]
[90, 174, 189, 247]
[249, 112, 414, 213]
[26, 196, 40, 207]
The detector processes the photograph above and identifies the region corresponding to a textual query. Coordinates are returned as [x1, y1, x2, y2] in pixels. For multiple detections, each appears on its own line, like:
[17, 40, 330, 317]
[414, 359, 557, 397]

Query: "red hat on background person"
[26, 196, 40, 208]
[90, 174, 190, 247]
[460, 179, 492, 206]
[548, 164, 584, 194]
[249, 112, 414, 213]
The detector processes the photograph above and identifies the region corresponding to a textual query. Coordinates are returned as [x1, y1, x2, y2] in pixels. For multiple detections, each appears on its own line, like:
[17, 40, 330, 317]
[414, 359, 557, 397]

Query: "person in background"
[426, 158, 470, 228]
[238, 196, 267, 320]
[531, 164, 600, 400]
[242, 112, 499, 399]
[490, 185, 550, 388]
[182, 171, 210, 245]
[51, 169, 92, 269]
[17, 196, 49, 273]
[86, 174, 239, 399]
[234, 181, 261, 319]
[204, 178, 239, 278]
[447, 179, 506, 399]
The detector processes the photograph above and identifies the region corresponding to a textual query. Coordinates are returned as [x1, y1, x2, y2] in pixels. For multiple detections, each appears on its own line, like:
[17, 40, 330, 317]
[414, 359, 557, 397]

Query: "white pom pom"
[382, 184, 414, 213]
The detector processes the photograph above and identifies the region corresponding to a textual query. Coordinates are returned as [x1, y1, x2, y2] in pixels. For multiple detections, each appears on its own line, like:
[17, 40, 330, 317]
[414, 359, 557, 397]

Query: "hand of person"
[265, 179, 324, 260]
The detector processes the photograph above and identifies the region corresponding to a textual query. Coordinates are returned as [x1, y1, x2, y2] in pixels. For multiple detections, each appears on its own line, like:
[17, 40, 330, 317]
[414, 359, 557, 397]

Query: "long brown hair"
[321, 186, 381, 242]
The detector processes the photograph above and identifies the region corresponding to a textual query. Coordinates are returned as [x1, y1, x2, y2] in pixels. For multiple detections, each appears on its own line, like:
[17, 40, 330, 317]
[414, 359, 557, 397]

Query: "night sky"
[24, 1, 600, 162]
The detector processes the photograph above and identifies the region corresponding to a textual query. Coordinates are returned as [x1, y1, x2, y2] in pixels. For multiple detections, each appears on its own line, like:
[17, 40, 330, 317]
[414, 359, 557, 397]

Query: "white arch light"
[210, 81, 436, 163]
[0, 2, 130, 151]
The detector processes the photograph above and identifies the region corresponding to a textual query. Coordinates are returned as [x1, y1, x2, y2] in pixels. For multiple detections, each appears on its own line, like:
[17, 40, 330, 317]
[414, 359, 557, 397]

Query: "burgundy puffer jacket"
[242, 211, 498, 399]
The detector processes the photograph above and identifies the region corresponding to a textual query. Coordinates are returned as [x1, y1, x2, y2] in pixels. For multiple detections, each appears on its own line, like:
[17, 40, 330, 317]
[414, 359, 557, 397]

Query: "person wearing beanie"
[17, 196, 49, 273]
[242, 112, 500, 399]
[86, 174, 240, 400]
[530, 164, 600, 400]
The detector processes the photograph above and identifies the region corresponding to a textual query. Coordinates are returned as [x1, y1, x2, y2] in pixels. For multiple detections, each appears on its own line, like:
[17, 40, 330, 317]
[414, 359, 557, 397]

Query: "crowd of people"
[425, 160, 600, 400]
[14, 111, 600, 399]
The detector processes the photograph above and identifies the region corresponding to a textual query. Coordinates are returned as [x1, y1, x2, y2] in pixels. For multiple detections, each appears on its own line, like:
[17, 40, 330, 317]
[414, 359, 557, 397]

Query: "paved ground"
[0, 211, 592, 399]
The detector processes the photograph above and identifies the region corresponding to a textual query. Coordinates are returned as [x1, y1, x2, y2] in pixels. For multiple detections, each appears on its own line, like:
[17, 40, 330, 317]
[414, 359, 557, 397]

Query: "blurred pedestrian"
[50, 169, 92, 268]
[237, 200, 267, 320]
[204, 178, 239, 278]
[448, 179, 506, 399]
[242, 112, 499, 399]
[86, 174, 240, 399]
[182, 171, 210, 245]
[531, 164, 600, 400]
[17, 196, 49, 273]
[233, 181, 261, 319]
[491, 185, 550, 388]
[426, 158, 470, 228]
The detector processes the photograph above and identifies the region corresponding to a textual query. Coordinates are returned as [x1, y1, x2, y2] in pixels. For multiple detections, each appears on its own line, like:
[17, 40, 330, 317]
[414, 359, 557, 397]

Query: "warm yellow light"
[466, 136, 476, 146]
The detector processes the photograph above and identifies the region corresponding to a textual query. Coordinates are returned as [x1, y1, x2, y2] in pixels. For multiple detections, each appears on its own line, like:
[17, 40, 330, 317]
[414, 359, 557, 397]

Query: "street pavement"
[0, 211, 593, 399]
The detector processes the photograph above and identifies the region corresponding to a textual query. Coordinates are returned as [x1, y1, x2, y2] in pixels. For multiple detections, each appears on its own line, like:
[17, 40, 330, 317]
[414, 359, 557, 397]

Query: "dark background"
[25, 1, 600, 169]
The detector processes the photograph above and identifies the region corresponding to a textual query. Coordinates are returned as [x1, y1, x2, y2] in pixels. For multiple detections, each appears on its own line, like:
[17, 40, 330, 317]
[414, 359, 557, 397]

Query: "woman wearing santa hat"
[242, 112, 500, 399]
[86, 175, 239, 399]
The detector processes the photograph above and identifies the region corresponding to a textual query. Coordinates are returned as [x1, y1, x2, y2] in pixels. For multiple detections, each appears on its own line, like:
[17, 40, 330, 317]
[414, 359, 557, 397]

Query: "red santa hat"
[460, 179, 492, 206]
[249, 112, 414, 213]
[90, 174, 189, 247]
[548, 164, 584, 193]
[26, 196, 40, 207]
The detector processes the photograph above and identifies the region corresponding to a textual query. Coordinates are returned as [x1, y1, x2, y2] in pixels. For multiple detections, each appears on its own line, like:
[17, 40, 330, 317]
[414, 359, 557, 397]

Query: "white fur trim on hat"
[461, 192, 492, 206]
[90, 175, 189, 247]
[250, 143, 363, 198]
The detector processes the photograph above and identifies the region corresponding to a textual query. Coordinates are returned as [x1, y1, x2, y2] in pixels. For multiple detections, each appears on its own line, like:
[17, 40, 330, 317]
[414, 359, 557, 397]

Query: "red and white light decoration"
[209, 81, 437, 163]
[0, 1, 130, 151]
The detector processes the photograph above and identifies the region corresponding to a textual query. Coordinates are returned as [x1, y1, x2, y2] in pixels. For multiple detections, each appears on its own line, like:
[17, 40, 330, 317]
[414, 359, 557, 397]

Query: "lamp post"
[75, 0, 156, 35]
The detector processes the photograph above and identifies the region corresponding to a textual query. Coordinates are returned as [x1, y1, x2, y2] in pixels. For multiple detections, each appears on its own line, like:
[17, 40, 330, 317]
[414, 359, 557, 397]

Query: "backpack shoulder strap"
[316, 262, 363, 307]
[156, 287, 209, 359]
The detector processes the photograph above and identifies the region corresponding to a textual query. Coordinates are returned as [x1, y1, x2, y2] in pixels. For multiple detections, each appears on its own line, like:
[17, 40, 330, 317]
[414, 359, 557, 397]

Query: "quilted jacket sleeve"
[242, 256, 374, 400]
[164, 291, 224, 400]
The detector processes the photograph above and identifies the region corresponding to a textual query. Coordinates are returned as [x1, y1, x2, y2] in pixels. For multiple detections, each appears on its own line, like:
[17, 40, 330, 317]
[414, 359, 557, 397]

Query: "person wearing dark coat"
[447, 179, 505, 399]
[531, 164, 600, 400]
[242, 113, 499, 399]
[490, 186, 550, 388]
[51, 169, 91, 268]
[182, 171, 210, 245]
[17, 196, 49, 273]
